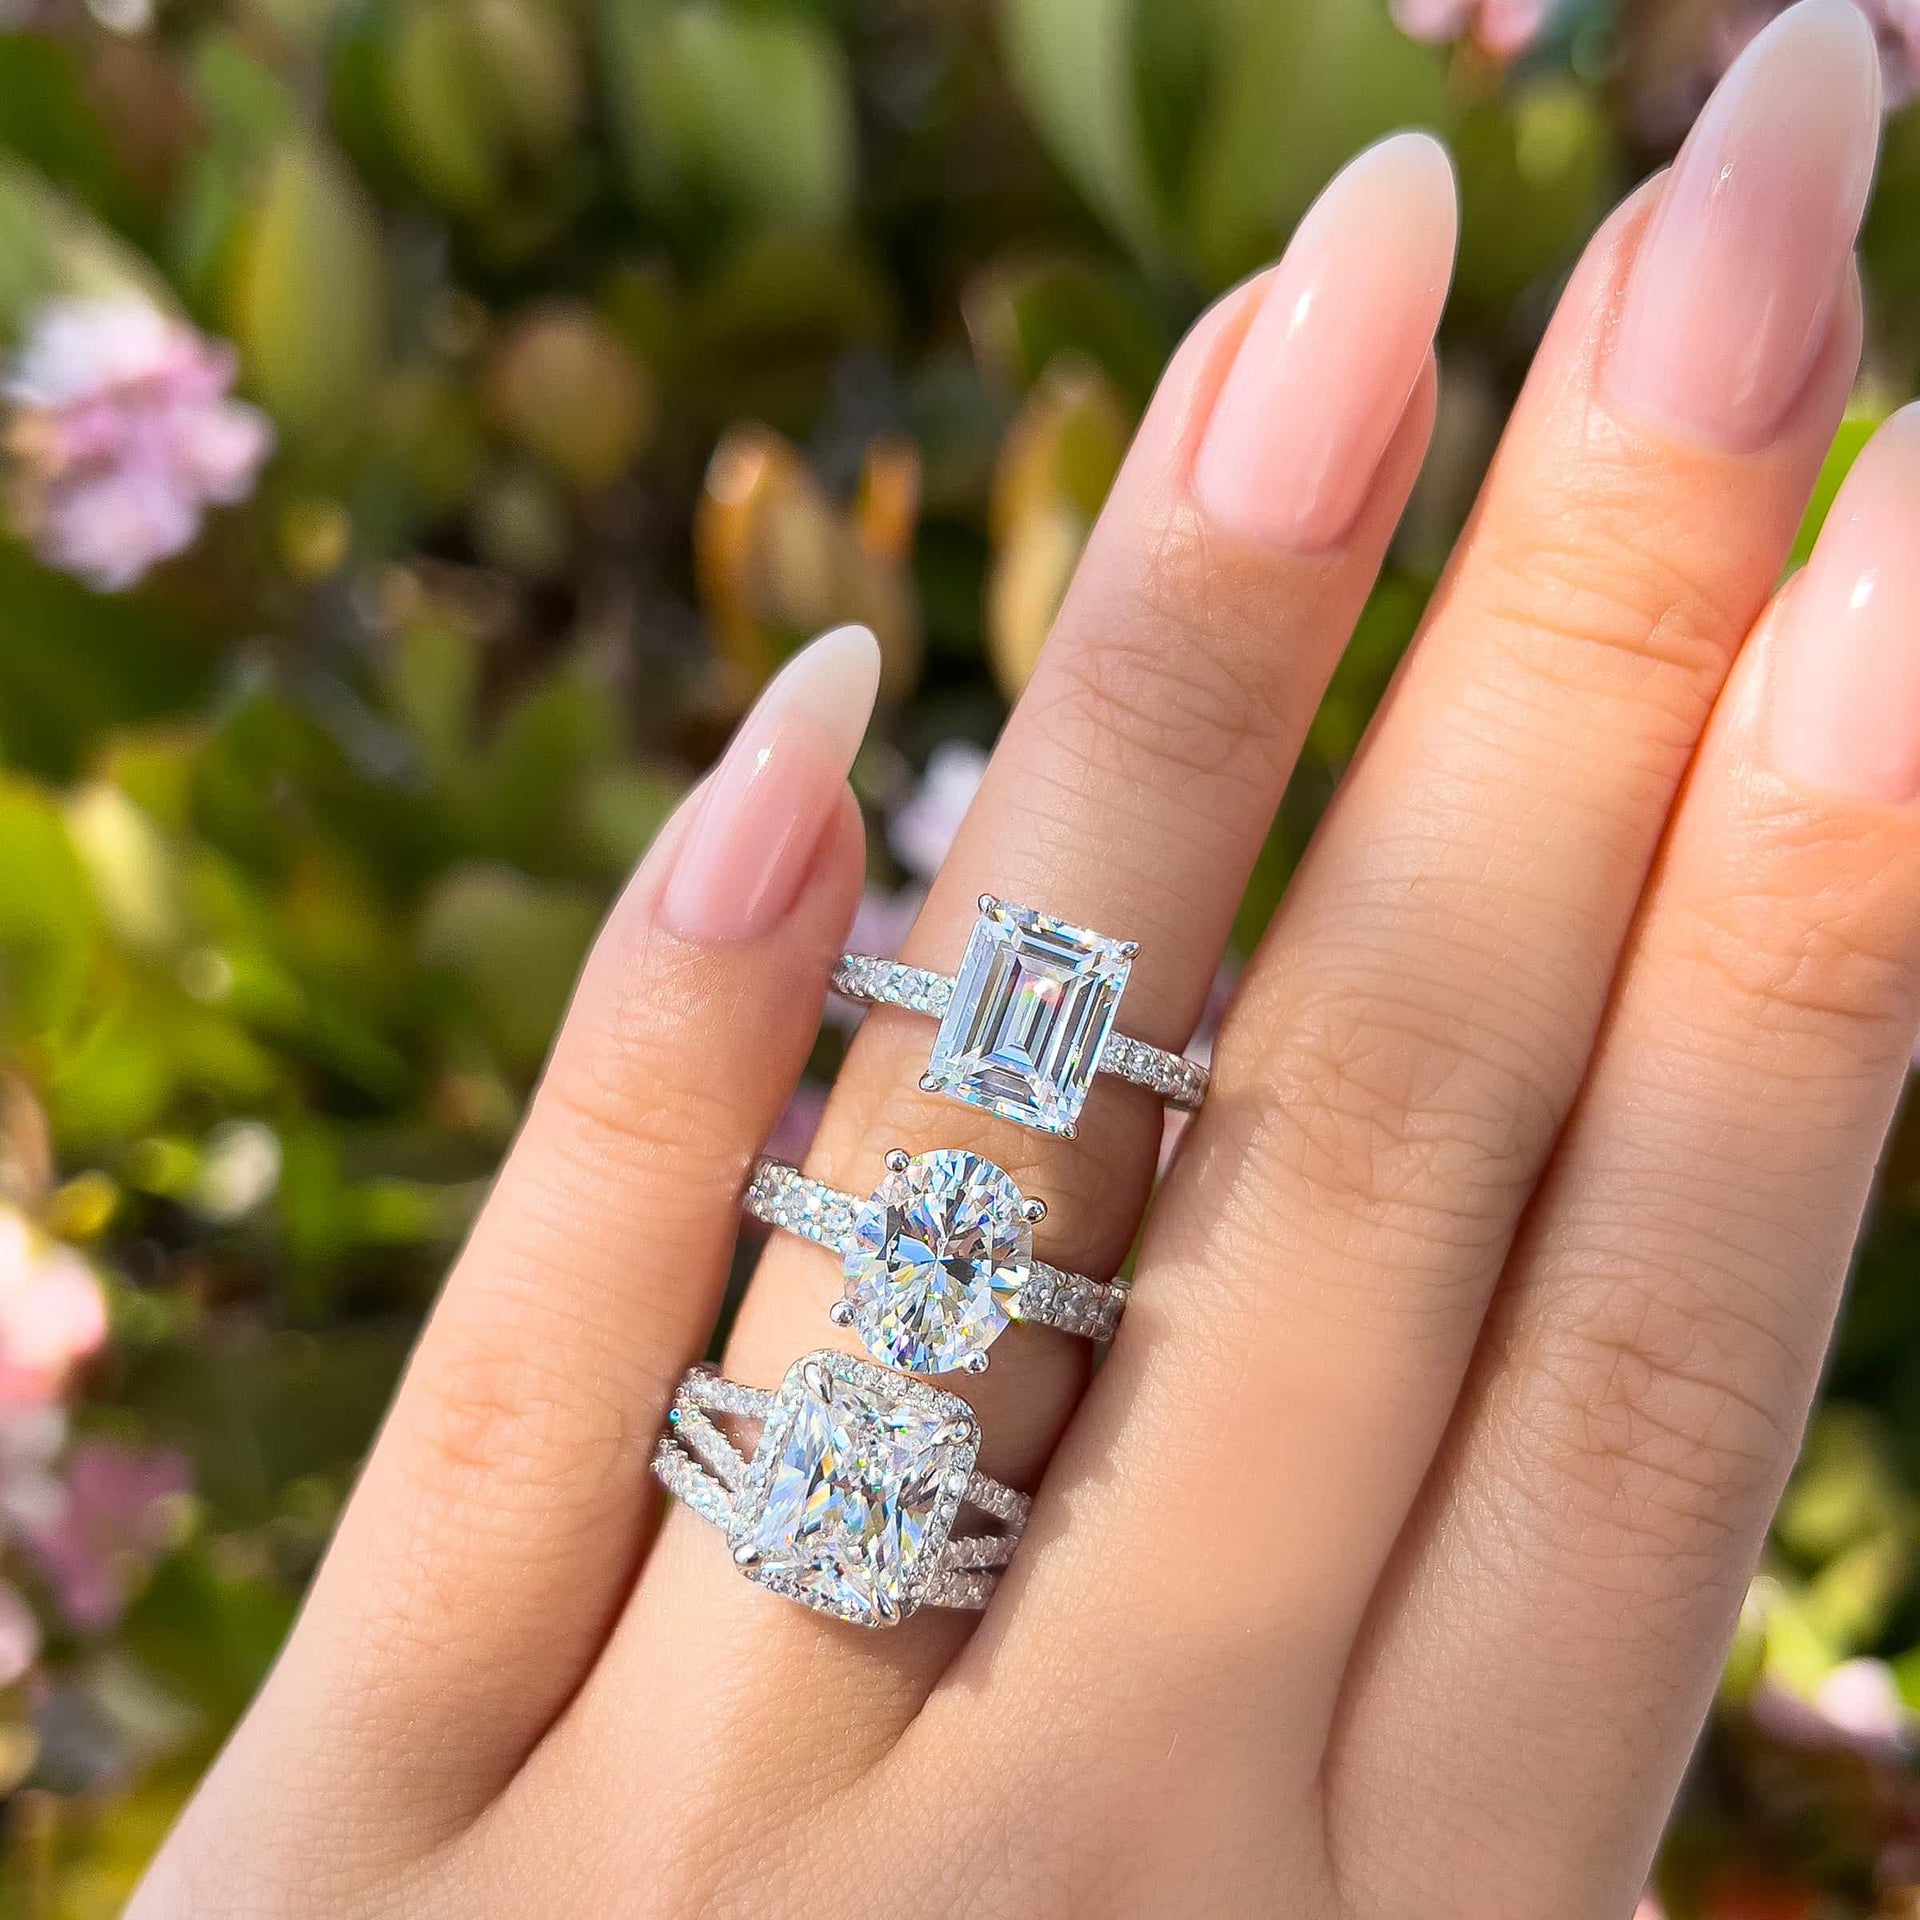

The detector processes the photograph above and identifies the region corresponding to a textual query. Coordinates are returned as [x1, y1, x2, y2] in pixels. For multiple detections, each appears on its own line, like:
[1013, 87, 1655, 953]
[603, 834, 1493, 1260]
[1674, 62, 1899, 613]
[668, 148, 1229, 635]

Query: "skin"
[131, 9, 1920, 1916]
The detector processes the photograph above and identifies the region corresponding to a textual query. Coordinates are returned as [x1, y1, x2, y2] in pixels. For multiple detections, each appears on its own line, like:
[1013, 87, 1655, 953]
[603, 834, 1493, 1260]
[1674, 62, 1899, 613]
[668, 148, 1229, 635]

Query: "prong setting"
[721, 1350, 990, 1628]
[922, 900, 1135, 1135]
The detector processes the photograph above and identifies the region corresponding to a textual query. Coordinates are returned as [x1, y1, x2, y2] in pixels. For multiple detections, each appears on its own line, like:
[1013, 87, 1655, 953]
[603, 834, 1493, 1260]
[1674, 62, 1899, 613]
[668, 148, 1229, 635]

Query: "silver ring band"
[747, 1156, 1126, 1355]
[653, 1353, 1029, 1627]
[833, 956, 1209, 1113]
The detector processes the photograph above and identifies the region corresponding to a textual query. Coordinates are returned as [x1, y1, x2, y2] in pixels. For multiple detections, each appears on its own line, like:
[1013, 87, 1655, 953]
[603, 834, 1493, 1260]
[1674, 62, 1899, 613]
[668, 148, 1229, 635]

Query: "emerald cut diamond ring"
[745, 1151, 1125, 1376]
[652, 1351, 1030, 1629]
[833, 896, 1208, 1138]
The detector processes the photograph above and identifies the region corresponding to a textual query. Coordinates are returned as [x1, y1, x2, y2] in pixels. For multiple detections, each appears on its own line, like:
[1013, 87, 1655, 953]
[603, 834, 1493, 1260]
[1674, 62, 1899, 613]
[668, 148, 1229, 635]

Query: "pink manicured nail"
[1192, 131, 1457, 552]
[1768, 405, 1920, 802]
[661, 624, 880, 941]
[1607, 0, 1880, 450]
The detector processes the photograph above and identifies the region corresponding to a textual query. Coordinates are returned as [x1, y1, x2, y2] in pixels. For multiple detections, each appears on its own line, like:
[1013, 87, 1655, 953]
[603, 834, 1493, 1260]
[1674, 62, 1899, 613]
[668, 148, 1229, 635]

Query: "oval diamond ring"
[744, 1150, 1124, 1376]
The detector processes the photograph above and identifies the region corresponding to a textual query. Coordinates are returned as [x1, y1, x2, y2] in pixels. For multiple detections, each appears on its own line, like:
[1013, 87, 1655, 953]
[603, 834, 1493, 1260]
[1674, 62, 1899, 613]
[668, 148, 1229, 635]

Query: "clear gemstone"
[924, 900, 1133, 1135]
[843, 1149, 1031, 1373]
[732, 1353, 976, 1627]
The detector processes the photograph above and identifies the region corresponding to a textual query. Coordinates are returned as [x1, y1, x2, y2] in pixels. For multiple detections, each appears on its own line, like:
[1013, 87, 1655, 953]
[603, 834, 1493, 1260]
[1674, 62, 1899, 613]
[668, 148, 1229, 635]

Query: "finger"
[945, 0, 1880, 1811]
[156, 630, 875, 1865]
[1327, 405, 1920, 1919]
[529, 134, 1458, 1851]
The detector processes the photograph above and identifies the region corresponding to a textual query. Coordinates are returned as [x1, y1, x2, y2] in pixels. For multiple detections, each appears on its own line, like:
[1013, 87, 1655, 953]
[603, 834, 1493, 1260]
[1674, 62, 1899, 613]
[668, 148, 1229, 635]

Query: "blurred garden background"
[0, 0, 1918, 1910]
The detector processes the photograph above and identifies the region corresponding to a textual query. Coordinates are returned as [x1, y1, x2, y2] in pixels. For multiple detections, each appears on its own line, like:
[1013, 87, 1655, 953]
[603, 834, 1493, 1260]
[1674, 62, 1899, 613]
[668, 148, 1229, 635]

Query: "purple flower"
[1715, 1, 1920, 102]
[1636, 0, 1920, 134]
[0, 1405, 65, 1537]
[4, 298, 273, 593]
[888, 742, 989, 882]
[24, 1439, 190, 1633]
[0, 1209, 107, 1409]
[764, 1082, 828, 1163]
[0, 1579, 38, 1686]
[1390, 0, 1554, 57]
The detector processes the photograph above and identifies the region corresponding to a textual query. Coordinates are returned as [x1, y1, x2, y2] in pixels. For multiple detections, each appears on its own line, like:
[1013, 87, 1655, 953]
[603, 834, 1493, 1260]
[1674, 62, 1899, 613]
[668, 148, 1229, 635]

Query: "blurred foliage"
[0, 0, 1913, 1911]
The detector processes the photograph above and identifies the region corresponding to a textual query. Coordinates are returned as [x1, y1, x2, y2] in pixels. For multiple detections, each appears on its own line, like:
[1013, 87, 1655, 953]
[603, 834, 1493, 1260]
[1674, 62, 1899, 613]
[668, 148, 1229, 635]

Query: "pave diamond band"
[834, 954, 1208, 1113]
[834, 899, 1208, 1139]
[746, 1155, 1126, 1374]
[653, 1354, 1030, 1627]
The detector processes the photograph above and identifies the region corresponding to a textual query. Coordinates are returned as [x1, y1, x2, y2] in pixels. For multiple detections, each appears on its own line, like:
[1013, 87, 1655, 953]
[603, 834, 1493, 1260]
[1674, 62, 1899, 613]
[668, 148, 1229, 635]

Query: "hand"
[131, 5, 1920, 1915]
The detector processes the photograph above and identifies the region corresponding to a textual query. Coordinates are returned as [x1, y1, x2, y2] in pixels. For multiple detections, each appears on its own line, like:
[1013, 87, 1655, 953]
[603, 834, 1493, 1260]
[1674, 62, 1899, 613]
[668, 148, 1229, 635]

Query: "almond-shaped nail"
[1192, 130, 1457, 553]
[1768, 405, 1920, 802]
[661, 624, 880, 941]
[1607, 0, 1880, 450]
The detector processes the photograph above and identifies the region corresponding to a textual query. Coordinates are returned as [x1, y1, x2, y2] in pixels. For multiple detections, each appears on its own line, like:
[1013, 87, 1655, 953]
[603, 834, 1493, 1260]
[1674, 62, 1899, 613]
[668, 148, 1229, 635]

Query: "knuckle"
[1034, 501, 1296, 796]
[1214, 979, 1557, 1288]
[1671, 827, 1920, 1046]
[405, 1318, 631, 1500]
[1512, 1261, 1807, 1569]
[1467, 474, 1752, 705]
[538, 1035, 748, 1185]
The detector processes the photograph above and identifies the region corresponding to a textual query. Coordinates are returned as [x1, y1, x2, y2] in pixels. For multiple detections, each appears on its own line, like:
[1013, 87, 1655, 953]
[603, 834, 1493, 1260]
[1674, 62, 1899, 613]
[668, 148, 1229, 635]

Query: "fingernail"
[1607, 0, 1880, 450]
[1768, 405, 1920, 801]
[1192, 130, 1457, 552]
[661, 624, 880, 940]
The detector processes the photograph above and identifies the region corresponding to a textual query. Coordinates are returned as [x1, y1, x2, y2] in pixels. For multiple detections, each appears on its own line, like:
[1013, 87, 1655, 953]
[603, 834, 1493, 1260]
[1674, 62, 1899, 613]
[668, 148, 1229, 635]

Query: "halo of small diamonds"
[651, 1353, 1025, 1629]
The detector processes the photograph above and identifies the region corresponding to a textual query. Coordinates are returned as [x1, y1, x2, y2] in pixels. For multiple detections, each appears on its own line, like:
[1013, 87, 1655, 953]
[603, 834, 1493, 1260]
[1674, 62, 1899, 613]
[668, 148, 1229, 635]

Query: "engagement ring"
[834, 896, 1209, 1137]
[745, 1150, 1124, 1375]
[652, 1350, 1030, 1629]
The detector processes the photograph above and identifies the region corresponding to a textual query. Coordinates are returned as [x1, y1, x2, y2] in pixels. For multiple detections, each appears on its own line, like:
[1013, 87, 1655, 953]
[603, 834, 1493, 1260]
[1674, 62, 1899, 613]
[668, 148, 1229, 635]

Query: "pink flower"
[1391, 0, 1553, 57]
[24, 1439, 190, 1633]
[0, 1579, 38, 1686]
[5, 297, 273, 593]
[1815, 1657, 1912, 1746]
[1713, 1, 1920, 111]
[0, 1211, 107, 1407]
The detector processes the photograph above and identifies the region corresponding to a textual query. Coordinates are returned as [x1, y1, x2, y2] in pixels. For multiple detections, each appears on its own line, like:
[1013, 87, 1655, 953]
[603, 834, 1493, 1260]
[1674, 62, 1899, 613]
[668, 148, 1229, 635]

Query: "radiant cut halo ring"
[833, 896, 1208, 1138]
[652, 1352, 1031, 1628]
[745, 1151, 1125, 1376]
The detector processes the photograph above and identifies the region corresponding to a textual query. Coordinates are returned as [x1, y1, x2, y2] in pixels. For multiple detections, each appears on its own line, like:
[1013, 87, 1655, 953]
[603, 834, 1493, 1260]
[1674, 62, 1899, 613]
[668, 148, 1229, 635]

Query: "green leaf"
[0, 34, 146, 239]
[121, 1545, 299, 1731]
[0, 537, 216, 779]
[997, 0, 1166, 269]
[1791, 406, 1889, 570]
[1452, 82, 1618, 329]
[1184, 0, 1450, 289]
[0, 773, 99, 1037]
[965, 254, 1170, 410]
[0, 156, 166, 341]
[466, 667, 624, 874]
[604, 0, 855, 232]
[226, 142, 387, 446]
[385, 0, 504, 212]
[417, 861, 600, 1075]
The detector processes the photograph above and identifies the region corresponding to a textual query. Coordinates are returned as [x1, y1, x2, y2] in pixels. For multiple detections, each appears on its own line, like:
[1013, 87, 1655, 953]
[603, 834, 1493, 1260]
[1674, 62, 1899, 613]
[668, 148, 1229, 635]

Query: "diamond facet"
[924, 900, 1133, 1135]
[843, 1149, 1032, 1373]
[730, 1351, 978, 1627]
